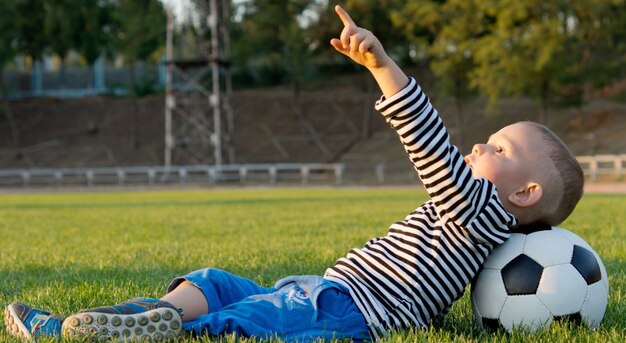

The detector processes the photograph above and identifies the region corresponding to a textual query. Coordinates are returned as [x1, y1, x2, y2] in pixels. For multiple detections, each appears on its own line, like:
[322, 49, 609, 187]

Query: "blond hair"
[523, 122, 584, 225]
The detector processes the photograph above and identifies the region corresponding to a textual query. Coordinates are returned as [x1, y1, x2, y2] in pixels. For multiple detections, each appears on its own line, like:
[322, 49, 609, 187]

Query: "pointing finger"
[335, 5, 356, 27]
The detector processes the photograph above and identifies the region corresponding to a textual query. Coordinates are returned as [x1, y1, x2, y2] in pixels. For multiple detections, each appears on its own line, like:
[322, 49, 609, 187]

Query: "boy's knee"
[196, 268, 231, 283]
[167, 268, 227, 293]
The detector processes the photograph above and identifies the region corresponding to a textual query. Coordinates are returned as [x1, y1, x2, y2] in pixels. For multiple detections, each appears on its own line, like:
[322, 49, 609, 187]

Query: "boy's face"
[463, 122, 547, 196]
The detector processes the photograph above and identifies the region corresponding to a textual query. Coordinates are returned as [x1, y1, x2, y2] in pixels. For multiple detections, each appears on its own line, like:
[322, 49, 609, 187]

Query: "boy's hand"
[330, 5, 408, 97]
[330, 5, 390, 70]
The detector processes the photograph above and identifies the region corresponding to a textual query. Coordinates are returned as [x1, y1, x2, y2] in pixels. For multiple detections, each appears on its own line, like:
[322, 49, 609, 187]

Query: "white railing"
[0, 155, 624, 188]
[577, 154, 626, 182]
[0, 163, 349, 188]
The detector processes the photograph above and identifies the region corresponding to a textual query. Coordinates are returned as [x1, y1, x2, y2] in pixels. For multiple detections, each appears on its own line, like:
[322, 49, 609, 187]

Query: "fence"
[2, 59, 163, 99]
[0, 155, 623, 189]
[577, 154, 626, 182]
[0, 162, 417, 188]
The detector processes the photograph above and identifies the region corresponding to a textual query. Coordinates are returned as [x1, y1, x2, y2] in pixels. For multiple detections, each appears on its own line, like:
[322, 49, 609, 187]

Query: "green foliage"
[44, 0, 84, 87]
[406, 0, 483, 96]
[0, 188, 624, 343]
[468, 0, 567, 119]
[129, 75, 160, 97]
[115, 0, 167, 65]
[466, 0, 626, 120]
[385, 0, 626, 122]
[108, 0, 166, 94]
[0, 1, 18, 70]
[44, 0, 76, 61]
[231, 0, 317, 89]
[73, 0, 116, 66]
[569, 0, 626, 91]
[3, 0, 626, 102]
[230, 0, 410, 89]
[14, 0, 48, 61]
[7, 0, 162, 70]
[391, 0, 482, 144]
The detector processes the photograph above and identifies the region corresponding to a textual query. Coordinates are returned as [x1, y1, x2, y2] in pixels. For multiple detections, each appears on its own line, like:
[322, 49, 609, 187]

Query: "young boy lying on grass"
[4, 5, 583, 342]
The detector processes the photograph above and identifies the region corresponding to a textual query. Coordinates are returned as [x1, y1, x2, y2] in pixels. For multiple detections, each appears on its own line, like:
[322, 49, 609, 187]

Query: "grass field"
[0, 187, 624, 342]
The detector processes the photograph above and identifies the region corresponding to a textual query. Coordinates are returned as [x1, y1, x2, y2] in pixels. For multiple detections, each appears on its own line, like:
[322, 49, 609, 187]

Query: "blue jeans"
[167, 268, 370, 342]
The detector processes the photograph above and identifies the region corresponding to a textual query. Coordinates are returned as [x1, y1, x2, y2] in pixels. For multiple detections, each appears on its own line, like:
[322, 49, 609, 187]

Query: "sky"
[159, 0, 191, 21]
[159, 0, 323, 27]
[159, 0, 249, 21]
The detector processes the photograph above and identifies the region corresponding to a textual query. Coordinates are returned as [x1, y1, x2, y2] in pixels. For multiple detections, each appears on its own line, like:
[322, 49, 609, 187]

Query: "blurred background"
[0, 0, 625, 187]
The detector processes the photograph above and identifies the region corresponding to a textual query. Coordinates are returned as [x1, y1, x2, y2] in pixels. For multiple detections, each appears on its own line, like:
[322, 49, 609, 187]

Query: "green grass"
[0, 187, 624, 342]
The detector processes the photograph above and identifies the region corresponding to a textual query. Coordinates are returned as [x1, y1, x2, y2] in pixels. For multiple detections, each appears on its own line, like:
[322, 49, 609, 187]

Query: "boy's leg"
[61, 298, 182, 342]
[183, 276, 370, 342]
[164, 268, 273, 318]
[160, 281, 208, 321]
[61, 268, 270, 342]
[4, 302, 64, 341]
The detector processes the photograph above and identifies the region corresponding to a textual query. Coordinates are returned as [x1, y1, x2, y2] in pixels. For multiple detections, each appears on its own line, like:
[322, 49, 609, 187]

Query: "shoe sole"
[4, 304, 33, 341]
[61, 307, 181, 342]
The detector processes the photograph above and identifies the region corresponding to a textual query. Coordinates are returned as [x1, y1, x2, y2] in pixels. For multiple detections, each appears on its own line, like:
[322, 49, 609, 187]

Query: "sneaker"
[4, 302, 64, 341]
[61, 297, 182, 342]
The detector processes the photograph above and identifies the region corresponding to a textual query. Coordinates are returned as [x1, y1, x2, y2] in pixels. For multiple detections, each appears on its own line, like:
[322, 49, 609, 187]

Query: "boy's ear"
[508, 182, 543, 208]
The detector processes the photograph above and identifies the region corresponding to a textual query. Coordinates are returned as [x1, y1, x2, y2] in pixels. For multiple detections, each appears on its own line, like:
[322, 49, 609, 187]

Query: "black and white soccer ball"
[471, 227, 608, 332]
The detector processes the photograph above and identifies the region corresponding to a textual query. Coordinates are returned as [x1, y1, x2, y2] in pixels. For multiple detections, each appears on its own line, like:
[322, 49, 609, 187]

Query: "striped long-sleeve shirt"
[323, 78, 517, 340]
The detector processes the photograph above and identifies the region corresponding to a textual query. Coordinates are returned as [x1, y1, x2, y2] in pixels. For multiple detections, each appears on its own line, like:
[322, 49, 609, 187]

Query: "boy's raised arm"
[330, 5, 409, 98]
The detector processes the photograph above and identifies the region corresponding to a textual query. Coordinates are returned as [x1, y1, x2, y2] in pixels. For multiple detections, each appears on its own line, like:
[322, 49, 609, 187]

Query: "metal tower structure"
[164, 0, 234, 169]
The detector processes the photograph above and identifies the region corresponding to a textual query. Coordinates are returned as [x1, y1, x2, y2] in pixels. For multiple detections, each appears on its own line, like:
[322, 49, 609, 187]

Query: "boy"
[4, 5, 583, 342]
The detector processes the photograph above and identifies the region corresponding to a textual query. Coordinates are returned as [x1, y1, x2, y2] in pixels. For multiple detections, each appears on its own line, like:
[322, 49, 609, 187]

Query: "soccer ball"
[471, 227, 608, 332]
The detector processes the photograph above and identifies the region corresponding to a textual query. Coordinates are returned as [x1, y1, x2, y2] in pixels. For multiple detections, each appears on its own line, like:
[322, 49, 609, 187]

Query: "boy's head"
[464, 121, 584, 226]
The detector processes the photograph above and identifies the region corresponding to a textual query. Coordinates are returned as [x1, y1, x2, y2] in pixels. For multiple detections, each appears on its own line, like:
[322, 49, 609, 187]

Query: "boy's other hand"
[330, 5, 390, 70]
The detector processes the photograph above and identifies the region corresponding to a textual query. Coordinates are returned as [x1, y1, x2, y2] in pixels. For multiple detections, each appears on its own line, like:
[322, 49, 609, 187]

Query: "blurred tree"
[279, 0, 315, 95]
[114, 0, 166, 147]
[391, 0, 486, 149]
[469, 0, 626, 123]
[565, 0, 626, 103]
[0, 1, 21, 159]
[14, 0, 47, 61]
[15, 0, 48, 93]
[0, 1, 18, 91]
[305, 2, 344, 59]
[232, 0, 324, 148]
[469, 0, 578, 123]
[73, 1, 116, 88]
[114, 0, 167, 93]
[44, 0, 80, 88]
[230, 0, 314, 89]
